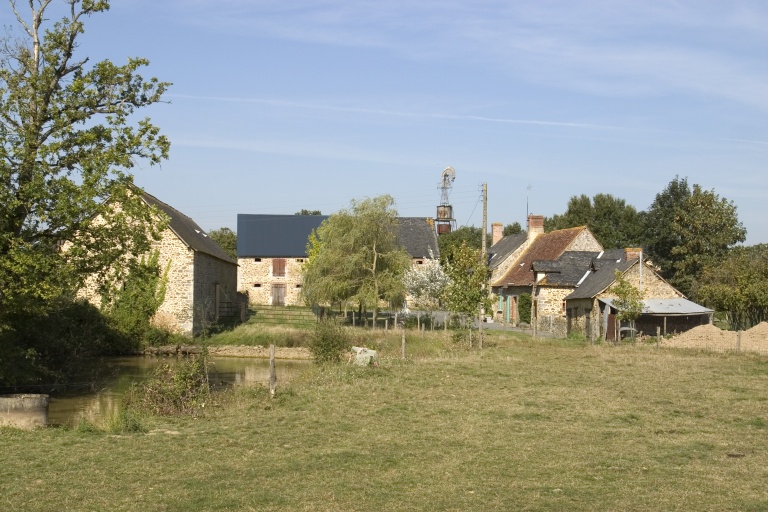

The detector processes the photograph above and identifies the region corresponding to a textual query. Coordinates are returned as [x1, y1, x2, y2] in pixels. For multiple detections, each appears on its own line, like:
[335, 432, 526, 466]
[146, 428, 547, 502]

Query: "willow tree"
[0, 0, 170, 318]
[302, 195, 411, 326]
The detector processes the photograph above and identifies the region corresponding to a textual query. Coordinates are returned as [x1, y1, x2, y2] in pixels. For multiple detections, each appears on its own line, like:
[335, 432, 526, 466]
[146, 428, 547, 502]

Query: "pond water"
[47, 356, 311, 427]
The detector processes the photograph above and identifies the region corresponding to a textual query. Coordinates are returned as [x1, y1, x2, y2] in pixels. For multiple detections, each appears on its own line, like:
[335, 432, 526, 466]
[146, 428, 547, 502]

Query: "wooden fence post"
[401, 330, 406, 360]
[737, 331, 742, 352]
[656, 326, 661, 350]
[269, 344, 276, 399]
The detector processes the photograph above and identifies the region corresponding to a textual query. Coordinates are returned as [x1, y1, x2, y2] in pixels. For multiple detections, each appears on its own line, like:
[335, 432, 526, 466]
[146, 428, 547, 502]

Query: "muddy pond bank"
[143, 345, 311, 359]
[47, 352, 311, 427]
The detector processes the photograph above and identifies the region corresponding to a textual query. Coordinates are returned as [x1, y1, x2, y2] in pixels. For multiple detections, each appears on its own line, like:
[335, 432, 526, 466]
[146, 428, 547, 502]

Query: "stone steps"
[249, 306, 317, 326]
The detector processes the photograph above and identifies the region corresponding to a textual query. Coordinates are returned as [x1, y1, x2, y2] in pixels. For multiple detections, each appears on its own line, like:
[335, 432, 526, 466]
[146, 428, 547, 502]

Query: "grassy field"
[2, 329, 767, 511]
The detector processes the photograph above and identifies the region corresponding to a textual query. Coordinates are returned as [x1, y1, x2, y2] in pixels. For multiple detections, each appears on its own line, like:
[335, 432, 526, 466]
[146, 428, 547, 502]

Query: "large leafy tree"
[0, 0, 170, 318]
[642, 176, 692, 280]
[503, 222, 523, 236]
[208, 227, 237, 260]
[443, 241, 491, 328]
[545, 193, 644, 249]
[668, 184, 746, 296]
[302, 195, 411, 326]
[697, 245, 768, 330]
[438, 225, 487, 265]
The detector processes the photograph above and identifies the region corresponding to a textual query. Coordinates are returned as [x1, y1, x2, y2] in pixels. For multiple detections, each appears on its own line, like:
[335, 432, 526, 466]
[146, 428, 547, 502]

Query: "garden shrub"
[125, 352, 210, 416]
[309, 318, 350, 363]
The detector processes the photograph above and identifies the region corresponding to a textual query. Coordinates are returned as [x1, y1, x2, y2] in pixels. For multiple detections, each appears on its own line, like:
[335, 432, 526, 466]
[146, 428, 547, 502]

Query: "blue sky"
[65, 1, 768, 244]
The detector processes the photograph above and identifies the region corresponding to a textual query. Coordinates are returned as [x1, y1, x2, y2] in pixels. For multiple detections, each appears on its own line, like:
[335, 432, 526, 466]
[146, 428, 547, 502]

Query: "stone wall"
[535, 286, 573, 337]
[79, 227, 238, 336]
[567, 229, 603, 252]
[238, 257, 306, 306]
[192, 251, 239, 334]
[608, 264, 682, 300]
[566, 298, 600, 341]
[152, 229, 196, 334]
[239, 256, 437, 308]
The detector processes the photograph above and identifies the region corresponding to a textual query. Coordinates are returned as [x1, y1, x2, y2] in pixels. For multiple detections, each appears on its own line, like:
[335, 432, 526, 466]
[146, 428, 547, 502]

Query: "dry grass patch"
[2, 339, 767, 511]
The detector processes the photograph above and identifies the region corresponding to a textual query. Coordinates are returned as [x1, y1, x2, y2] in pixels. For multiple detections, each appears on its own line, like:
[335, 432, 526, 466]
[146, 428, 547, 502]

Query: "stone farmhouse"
[489, 215, 603, 334]
[488, 214, 712, 340]
[80, 191, 239, 336]
[564, 256, 713, 342]
[236, 214, 440, 307]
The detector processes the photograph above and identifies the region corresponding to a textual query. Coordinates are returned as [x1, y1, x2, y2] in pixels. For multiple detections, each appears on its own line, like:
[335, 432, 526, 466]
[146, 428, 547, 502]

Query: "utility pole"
[479, 183, 487, 349]
[481, 182, 487, 261]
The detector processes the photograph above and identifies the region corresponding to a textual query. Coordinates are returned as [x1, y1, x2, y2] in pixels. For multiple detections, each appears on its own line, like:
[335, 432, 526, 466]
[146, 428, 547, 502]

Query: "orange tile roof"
[493, 226, 589, 287]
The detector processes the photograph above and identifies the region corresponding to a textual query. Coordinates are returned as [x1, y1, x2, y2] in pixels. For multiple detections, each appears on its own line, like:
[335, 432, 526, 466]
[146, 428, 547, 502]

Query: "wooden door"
[272, 284, 286, 306]
[606, 312, 616, 341]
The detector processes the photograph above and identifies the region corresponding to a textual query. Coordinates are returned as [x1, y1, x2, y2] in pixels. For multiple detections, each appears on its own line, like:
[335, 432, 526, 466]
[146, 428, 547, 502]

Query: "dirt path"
[662, 322, 768, 354]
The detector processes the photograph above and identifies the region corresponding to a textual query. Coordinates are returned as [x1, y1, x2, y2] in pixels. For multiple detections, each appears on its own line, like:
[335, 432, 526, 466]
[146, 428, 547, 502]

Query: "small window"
[254, 258, 262, 262]
[296, 258, 304, 263]
[416, 260, 424, 265]
[253, 283, 262, 288]
[295, 284, 302, 288]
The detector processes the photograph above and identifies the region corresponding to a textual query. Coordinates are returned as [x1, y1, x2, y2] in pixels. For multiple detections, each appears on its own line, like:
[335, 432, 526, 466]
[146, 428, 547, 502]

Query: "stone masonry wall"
[153, 229, 195, 335]
[239, 256, 436, 308]
[192, 251, 238, 334]
[567, 230, 604, 252]
[238, 257, 306, 306]
[535, 286, 573, 336]
[603, 263, 683, 300]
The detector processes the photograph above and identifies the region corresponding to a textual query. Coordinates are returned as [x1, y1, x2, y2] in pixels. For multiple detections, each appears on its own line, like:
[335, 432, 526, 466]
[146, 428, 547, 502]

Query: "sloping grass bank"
[2, 337, 767, 511]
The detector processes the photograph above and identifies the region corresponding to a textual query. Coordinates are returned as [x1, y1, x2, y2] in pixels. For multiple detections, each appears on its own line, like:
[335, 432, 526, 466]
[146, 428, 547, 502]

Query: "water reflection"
[48, 356, 310, 427]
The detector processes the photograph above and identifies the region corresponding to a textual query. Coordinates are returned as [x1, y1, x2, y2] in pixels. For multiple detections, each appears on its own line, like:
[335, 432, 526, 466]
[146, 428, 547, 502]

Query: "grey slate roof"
[564, 258, 634, 300]
[237, 214, 439, 259]
[533, 251, 596, 287]
[397, 217, 440, 259]
[600, 297, 713, 316]
[488, 232, 527, 270]
[141, 192, 237, 265]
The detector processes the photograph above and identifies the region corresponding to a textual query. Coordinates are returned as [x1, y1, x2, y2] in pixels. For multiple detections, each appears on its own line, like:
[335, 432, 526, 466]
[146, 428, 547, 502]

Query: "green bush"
[518, 293, 532, 325]
[102, 250, 170, 345]
[0, 298, 133, 390]
[309, 319, 350, 363]
[124, 352, 210, 416]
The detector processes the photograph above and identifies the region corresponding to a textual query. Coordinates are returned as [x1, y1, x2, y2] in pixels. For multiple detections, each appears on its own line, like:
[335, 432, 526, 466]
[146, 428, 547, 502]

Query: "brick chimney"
[491, 222, 503, 246]
[527, 214, 545, 242]
[625, 247, 643, 261]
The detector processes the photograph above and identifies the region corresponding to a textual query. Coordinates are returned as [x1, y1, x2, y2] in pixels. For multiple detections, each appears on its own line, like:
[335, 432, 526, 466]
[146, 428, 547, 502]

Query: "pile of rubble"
[663, 322, 768, 354]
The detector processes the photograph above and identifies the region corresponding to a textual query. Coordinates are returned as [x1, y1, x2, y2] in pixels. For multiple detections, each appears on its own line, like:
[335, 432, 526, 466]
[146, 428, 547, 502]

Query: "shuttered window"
[272, 258, 286, 277]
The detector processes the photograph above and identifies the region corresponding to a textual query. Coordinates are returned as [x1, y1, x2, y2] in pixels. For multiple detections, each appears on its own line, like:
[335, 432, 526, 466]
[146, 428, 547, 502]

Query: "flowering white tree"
[402, 250, 450, 326]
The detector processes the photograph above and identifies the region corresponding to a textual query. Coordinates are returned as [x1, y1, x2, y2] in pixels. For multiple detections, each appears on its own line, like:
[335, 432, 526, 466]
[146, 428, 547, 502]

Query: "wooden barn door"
[606, 312, 616, 341]
[272, 284, 286, 306]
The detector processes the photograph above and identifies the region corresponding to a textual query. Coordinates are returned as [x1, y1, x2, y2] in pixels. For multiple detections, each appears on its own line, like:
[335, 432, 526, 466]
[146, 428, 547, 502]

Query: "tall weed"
[124, 352, 210, 416]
